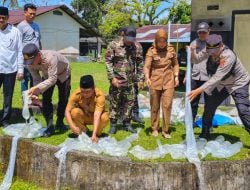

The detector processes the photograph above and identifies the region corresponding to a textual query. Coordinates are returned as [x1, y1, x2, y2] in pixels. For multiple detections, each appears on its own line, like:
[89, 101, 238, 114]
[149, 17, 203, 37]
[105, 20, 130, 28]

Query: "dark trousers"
[132, 83, 139, 115]
[0, 72, 17, 123]
[42, 76, 71, 124]
[191, 79, 208, 121]
[21, 68, 33, 92]
[202, 84, 250, 134]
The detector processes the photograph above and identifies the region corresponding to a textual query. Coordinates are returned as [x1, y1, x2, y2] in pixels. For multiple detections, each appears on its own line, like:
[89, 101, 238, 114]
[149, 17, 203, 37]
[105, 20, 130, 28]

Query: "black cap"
[206, 34, 223, 54]
[22, 43, 40, 65]
[124, 27, 136, 42]
[0, 6, 9, 16]
[197, 22, 209, 33]
[80, 75, 95, 89]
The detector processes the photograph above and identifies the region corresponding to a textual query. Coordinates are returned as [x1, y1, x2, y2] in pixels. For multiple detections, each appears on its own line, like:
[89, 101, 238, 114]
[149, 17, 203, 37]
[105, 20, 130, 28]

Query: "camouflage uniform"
[105, 37, 144, 122]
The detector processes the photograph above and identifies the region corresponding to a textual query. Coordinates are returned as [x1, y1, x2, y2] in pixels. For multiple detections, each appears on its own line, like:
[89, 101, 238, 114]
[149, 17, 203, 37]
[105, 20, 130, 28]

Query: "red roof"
[9, 5, 61, 25]
[136, 24, 191, 43]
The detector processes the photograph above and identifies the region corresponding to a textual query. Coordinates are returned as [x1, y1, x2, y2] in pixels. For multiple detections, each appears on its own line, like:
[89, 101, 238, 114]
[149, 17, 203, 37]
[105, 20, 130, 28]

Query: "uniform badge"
[219, 59, 225, 67]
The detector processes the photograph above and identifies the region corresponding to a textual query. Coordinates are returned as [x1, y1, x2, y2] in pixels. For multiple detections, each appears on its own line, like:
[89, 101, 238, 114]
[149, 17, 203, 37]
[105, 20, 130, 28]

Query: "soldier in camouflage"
[105, 27, 144, 134]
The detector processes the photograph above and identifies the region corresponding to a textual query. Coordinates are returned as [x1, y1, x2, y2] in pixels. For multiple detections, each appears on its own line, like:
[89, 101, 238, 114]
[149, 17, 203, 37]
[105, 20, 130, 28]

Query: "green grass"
[0, 62, 249, 163]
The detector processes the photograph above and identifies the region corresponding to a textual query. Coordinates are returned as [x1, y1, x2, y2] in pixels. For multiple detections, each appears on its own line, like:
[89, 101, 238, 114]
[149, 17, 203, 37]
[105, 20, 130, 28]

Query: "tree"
[126, 0, 170, 26]
[71, 0, 108, 28]
[99, 0, 132, 39]
[1, 0, 18, 8]
[167, 0, 191, 24]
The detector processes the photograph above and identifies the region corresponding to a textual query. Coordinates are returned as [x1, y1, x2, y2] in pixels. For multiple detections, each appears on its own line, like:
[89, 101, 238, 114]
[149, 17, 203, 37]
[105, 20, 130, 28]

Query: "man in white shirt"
[0, 6, 23, 127]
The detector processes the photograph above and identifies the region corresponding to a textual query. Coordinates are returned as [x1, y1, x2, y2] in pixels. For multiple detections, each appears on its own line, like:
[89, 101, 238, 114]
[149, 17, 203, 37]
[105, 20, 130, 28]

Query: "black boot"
[109, 119, 117, 134]
[123, 122, 136, 133]
[43, 116, 54, 137]
[132, 113, 145, 124]
[199, 125, 211, 140]
[55, 118, 68, 132]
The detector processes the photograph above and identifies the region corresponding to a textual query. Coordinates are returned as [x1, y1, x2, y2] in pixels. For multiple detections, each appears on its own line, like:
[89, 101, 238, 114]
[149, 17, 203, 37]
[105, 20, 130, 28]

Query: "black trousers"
[0, 72, 17, 123]
[202, 84, 250, 134]
[191, 79, 208, 121]
[42, 76, 71, 124]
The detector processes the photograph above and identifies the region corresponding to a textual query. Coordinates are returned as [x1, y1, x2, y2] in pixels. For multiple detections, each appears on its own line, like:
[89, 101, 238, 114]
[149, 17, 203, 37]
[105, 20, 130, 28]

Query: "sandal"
[152, 130, 159, 137]
[162, 131, 171, 139]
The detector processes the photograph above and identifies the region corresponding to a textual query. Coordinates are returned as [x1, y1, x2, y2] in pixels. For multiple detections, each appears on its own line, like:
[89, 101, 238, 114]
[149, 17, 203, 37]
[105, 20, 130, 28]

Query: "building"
[9, 5, 103, 58]
[136, 24, 191, 61]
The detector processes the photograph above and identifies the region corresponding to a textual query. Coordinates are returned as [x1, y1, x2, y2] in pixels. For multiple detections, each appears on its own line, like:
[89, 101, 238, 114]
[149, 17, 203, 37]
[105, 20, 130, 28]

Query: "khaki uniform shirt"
[191, 39, 209, 81]
[28, 50, 71, 93]
[144, 44, 179, 90]
[66, 88, 106, 117]
[197, 48, 250, 95]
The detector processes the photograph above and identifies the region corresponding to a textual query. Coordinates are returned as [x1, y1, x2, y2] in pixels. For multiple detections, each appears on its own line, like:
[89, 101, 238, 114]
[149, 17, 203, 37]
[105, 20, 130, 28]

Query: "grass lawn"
[0, 62, 249, 163]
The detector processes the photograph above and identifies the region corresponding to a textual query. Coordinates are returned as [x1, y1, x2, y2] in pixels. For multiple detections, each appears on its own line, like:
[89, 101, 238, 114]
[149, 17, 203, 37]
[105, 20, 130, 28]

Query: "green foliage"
[126, 0, 170, 26]
[71, 0, 108, 28]
[1, 0, 18, 7]
[99, 0, 132, 39]
[168, 0, 191, 24]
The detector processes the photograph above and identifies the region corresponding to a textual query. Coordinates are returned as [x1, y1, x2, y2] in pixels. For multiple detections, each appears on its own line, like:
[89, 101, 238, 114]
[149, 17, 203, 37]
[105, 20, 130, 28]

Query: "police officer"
[190, 22, 210, 125]
[105, 27, 144, 134]
[188, 34, 250, 139]
[22, 43, 71, 137]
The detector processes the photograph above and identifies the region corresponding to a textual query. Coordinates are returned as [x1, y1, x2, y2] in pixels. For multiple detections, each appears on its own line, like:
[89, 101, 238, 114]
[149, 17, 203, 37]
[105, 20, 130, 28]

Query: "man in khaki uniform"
[22, 43, 71, 137]
[189, 34, 250, 139]
[65, 75, 109, 143]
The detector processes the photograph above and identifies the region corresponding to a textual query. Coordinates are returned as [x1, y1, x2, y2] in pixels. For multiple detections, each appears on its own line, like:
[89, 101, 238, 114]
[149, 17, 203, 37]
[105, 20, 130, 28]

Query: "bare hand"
[111, 78, 119, 87]
[138, 82, 144, 90]
[174, 77, 179, 87]
[72, 127, 81, 135]
[91, 134, 99, 143]
[16, 73, 23, 81]
[188, 88, 203, 102]
[146, 78, 151, 87]
[28, 86, 40, 96]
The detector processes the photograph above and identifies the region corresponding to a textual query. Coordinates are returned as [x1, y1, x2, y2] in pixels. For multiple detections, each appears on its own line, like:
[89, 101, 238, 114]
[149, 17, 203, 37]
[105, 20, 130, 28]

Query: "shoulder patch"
[219, 59, 225, 67]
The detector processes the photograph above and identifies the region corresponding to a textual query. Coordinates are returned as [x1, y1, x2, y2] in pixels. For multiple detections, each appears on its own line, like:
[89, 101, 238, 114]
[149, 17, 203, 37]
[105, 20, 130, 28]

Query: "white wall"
[35, 8, 84, 52]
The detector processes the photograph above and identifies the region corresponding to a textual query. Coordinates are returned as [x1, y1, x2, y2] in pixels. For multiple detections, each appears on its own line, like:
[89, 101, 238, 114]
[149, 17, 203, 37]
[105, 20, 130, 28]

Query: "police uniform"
[190, 38, 209, 122]
[190, 22, 210, 123]
[105, 36, 144, 133]
[23, 44, 71, 136]
[196, 35, 250, 138]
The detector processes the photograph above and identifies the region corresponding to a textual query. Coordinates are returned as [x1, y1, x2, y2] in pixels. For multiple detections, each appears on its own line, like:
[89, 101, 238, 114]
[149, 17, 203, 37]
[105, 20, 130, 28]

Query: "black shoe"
[1, 121, 9, 128]
[43, 125, 55, 137]
[123, 123, 136, 133]
[55, 121, 68, 132]
[132, 114, 145, 124]
[109, 122, 117, 134]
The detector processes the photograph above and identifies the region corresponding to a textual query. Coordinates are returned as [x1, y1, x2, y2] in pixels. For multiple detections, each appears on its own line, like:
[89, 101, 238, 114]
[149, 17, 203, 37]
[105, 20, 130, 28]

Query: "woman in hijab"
[144, 28, 179, 138]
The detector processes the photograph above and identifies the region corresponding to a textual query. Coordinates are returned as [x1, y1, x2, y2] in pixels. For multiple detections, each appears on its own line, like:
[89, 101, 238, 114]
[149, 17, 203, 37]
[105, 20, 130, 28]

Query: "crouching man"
[65, 75, 109, 143]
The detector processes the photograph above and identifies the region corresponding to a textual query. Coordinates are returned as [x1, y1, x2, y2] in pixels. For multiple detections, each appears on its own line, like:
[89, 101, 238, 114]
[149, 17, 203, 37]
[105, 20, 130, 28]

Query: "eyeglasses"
[198, 31, 208, 35]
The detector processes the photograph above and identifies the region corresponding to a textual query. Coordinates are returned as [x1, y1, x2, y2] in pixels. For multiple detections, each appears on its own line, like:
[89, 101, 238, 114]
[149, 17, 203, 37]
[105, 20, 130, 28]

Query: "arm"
[136, 43, 145, 82]
[91, 111, 102, 143]
[143, 49, 153, 87]
[105, 42, 115, 80]
[65, 94, 81, 135]
[171, 49, 180, 87]
[16, 30, 24, 79]
[35, 56, 58, 93]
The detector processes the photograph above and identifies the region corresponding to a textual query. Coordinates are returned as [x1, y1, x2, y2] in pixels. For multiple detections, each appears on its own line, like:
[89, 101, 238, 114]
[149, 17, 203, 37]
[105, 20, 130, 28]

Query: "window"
[53, 10, 63, 16]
